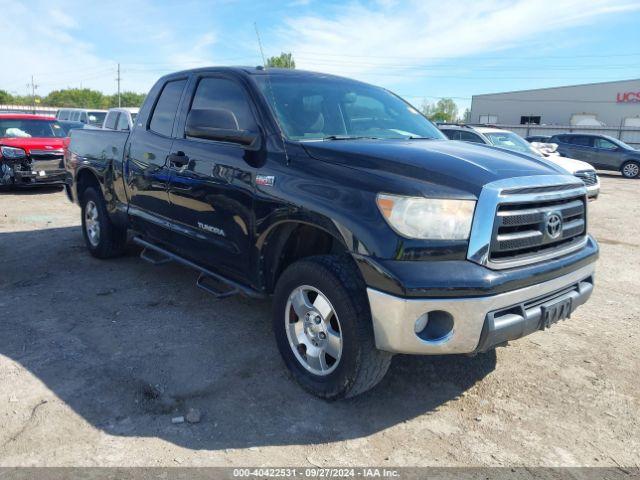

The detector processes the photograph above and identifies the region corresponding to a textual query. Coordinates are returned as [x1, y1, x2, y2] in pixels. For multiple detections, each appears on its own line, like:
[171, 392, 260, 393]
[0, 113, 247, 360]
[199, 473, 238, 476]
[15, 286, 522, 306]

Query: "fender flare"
[256, 211, 369, 293]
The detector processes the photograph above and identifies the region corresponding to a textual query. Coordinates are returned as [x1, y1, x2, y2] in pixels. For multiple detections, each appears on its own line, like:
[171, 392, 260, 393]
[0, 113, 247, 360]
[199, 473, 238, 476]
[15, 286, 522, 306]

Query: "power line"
[292, 50, 640, 60]
[293, 58, 640, 71]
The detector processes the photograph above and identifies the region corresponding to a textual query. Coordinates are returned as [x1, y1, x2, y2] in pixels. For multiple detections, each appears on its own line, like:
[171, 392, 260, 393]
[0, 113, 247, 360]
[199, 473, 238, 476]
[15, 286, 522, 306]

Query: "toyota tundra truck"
[64, 67, 598, 399]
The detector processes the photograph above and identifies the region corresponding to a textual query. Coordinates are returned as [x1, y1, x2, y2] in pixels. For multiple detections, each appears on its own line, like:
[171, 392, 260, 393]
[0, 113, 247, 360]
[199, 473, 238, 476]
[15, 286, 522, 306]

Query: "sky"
[1, 0, 639, 113]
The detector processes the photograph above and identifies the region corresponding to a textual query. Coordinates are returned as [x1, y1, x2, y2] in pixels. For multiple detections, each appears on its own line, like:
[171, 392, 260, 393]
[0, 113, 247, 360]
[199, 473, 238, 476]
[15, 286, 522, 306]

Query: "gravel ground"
[0, 175, 638, 467]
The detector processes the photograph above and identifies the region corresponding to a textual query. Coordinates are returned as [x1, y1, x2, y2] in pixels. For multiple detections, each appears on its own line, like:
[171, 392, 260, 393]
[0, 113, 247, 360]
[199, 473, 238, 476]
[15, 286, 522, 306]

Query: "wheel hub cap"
[285, 285, 343, 376]
[84, 200, 100, 247]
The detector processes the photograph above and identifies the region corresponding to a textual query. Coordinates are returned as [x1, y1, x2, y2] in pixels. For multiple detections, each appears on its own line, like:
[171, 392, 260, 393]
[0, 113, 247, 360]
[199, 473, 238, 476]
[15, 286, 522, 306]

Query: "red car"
[0, 113, 69, 187]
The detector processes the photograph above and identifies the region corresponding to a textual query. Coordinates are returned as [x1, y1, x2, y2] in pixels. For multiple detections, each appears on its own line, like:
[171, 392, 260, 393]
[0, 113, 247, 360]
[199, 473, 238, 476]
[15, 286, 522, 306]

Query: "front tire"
[621, 161, 640, 179]
[272, 255, 392, 400]
[80, 187, 127, 258]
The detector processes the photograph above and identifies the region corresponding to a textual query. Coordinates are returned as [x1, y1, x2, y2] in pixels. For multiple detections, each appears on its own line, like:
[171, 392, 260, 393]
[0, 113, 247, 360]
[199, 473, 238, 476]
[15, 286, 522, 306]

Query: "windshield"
[254, 75, 445, 141]
[0, 119, 66, 138]
[484, 131, 538, 155]
[87, 111, 106, 126]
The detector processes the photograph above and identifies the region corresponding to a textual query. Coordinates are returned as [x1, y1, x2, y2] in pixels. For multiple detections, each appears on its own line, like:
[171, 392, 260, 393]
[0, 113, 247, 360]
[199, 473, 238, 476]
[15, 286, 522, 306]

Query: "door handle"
[168, 152, 189, 168]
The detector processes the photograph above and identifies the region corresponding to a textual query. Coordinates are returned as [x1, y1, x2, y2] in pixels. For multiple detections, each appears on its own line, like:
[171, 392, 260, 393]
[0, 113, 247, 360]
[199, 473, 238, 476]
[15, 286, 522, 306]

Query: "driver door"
[166, 74, 260, 283]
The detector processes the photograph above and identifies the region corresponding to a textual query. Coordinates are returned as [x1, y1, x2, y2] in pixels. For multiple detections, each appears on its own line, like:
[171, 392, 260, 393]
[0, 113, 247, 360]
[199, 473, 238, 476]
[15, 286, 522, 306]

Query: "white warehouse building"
[470, 78, 640, 127]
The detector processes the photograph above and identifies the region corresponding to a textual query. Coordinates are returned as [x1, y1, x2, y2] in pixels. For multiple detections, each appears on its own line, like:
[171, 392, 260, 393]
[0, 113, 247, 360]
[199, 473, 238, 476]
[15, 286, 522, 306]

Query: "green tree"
[266, 52, 296, 69]
[421, 100, 435, 117]
[1, 87, 147, 109]
[461, 107, 471, 123]
[421, 98, 458, 123]
[109, 91, 147, 108]
[0, 90, 14, 104]
[44, 88, 108, 108]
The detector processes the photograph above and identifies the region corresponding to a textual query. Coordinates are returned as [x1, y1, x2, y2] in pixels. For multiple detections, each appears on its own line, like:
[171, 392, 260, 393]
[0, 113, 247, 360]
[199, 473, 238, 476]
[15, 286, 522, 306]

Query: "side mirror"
[186, 108, 261, 150]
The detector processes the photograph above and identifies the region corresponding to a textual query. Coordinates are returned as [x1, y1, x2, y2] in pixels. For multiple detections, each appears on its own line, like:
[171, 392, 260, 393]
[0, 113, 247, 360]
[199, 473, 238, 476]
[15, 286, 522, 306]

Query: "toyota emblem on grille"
[546, 213, 563, 239]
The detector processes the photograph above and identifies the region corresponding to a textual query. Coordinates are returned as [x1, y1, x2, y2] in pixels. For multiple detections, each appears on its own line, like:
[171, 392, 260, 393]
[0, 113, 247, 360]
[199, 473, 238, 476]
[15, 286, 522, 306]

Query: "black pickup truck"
[64, 67, 598, 399]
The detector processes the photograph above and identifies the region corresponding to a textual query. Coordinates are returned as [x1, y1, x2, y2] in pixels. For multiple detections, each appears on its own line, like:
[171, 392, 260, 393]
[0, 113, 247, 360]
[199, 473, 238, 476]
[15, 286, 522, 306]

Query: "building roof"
[473, 78, 640, 98]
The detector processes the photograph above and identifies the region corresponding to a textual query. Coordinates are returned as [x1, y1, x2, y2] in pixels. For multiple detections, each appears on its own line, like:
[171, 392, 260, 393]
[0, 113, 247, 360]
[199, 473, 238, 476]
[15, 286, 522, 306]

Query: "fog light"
[414, 310, 454, 342]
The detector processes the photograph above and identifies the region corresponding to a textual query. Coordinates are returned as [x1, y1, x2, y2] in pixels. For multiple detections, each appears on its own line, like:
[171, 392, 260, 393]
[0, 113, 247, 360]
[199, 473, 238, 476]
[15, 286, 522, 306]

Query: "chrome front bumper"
[586, 182, 600, 199]
[367, 262, 595, 355]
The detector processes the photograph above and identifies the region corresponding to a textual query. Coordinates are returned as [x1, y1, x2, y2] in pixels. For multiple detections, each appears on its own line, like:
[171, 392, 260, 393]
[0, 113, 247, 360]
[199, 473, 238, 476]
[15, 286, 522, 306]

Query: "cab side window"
[188, 77, 257, 134]
[459, 131, 485, 143]
[116, 113, 130, 131]
[104, 112, 118, 130]
[149, 79, 187, 137]
[441, 129, 459, 140]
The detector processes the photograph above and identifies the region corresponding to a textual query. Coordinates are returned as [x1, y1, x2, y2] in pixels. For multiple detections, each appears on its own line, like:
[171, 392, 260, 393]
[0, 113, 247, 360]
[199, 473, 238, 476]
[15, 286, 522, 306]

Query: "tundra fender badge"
[255, 174, 275, 187]
[197, 221, 226, 237]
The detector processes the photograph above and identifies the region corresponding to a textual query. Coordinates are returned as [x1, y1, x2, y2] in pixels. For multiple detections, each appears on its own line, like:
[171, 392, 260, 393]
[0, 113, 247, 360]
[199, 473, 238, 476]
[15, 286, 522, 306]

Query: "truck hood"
[0, 137, 67, 153]
[302, 139, 567, 197]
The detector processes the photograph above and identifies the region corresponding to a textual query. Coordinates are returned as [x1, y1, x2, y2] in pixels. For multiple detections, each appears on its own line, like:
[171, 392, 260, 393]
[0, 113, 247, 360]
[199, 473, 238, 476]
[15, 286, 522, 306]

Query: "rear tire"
[272, 255, 392, 400]
[80, 187, 127, 258]
[621, 161, 640, 179]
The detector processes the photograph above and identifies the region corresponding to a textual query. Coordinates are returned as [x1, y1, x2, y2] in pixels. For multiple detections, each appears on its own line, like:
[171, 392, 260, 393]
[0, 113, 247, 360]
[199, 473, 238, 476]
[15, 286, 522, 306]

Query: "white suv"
[439, 125, 600, 199]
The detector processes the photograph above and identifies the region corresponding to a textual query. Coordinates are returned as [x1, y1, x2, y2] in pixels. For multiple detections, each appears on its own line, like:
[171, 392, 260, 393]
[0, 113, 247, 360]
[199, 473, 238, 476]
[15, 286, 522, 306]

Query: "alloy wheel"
[623, 162, 639, 178]
[84, 200, 101, 247]
[285, 285, 343, 376]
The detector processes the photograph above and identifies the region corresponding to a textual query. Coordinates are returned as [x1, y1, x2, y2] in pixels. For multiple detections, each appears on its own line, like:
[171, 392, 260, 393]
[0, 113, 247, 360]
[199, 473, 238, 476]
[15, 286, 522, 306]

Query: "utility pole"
[116, 63, 121, 107]
[27, 75, 38, 114]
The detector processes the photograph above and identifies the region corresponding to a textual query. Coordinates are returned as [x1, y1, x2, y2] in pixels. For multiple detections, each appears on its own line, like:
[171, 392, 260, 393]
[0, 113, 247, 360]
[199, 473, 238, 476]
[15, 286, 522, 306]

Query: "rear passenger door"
[125, 78, 188, 242]
[563, 135, 593, 162]
[166, 74, 260, 283]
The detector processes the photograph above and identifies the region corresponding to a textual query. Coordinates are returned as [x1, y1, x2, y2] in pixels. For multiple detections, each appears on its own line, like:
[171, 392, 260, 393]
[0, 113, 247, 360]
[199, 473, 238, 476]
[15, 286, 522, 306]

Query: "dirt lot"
[0, 176, 638, 468]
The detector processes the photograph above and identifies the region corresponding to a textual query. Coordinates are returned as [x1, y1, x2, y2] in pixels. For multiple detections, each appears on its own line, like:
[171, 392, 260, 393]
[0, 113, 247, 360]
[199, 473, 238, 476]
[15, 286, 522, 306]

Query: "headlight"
[376, 194, 476, 240]
[0, 146, 27, 159]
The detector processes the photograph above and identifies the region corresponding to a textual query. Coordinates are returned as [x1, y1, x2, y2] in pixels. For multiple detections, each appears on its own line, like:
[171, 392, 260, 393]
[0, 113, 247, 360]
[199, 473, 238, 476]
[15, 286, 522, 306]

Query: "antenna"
[254, 22, 290, 164]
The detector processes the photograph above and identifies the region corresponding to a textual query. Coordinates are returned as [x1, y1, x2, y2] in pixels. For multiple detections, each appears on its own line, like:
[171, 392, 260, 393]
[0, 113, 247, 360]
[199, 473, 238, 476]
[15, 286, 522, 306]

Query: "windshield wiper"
[322, 135, 380, 141]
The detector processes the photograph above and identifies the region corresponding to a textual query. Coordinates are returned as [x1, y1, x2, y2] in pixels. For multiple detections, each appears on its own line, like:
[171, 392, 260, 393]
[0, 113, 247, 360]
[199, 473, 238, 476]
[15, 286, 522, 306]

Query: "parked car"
[102, 107, 140, 131]
[548, 133, 640, 178]
[439, 125, 599, 198]
[530, 142, 600, 199]
[526, 135, 551, 143]
[55, 108, 108, 128]
[0, 114, 68, 186]
[65, 67, 598, 399]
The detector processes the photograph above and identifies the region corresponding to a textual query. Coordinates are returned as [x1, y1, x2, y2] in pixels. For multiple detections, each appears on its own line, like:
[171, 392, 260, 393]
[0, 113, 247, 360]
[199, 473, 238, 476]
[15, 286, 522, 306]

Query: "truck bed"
[67, 128, 129, 163]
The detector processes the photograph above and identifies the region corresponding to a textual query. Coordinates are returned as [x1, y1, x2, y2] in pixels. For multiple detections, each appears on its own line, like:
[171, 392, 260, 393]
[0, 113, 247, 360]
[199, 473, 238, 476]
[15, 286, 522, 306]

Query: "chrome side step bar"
[133, 236, 266, 300]
[140, 247, 172, 266]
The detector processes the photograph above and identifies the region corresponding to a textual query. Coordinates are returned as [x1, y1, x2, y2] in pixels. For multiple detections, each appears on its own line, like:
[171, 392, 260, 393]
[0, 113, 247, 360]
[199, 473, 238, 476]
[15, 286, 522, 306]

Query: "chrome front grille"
[467, 175, 589, 270]
[491, 196, 586, 262]
[574, 170, 598, 186]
